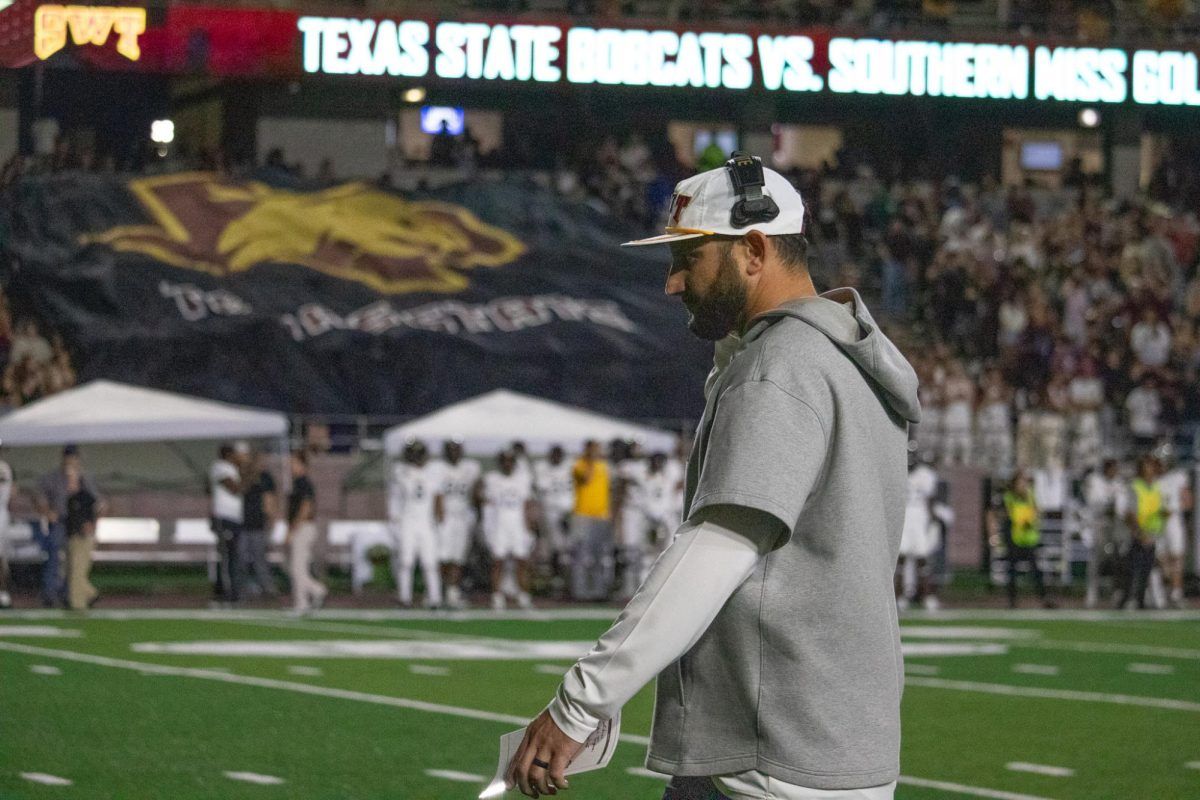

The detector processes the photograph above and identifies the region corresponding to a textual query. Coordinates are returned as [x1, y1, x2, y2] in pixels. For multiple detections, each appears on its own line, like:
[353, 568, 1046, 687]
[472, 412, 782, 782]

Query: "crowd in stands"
[0, 288, 76, 411]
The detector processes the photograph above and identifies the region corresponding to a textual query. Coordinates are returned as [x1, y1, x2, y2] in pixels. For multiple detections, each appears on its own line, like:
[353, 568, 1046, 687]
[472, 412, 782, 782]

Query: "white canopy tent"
[382, 389, 678, 457]
[0, 380, 288, 445]
[0, 380, 289, 492]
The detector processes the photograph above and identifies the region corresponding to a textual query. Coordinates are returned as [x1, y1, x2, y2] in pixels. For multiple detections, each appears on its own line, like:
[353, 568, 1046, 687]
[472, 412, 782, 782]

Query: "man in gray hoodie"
[507, 154, 920, 800]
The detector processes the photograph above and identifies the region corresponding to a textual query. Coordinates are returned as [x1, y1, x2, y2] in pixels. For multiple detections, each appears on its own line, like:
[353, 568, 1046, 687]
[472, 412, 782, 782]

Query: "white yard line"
[426, 769, 487, 783]
[898, 775, 1057, 800]
[905, 676, 1200, 712]
[20, 772, 73, 786]
[904, 663, 940, 676]
[1005, 762, 1074, 777]
[224, 771, 285, 785]
[1185, 761, 1200, 770]
[0, 641, 1073, 800]
[1127, 663, 1176, 675]
[534, 664, 567, 676]
[1019, 640, 1200, 661]
[1012, 664, 1060, 677]
[409, 665, 451, 676]
[0, 626, 81, 638]
[287, 666, 323, 677]
[30, 664, 62, 675]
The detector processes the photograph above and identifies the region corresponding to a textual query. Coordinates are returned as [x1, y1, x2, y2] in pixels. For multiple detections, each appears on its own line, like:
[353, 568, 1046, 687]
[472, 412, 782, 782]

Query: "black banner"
[1, 171, 710, 420]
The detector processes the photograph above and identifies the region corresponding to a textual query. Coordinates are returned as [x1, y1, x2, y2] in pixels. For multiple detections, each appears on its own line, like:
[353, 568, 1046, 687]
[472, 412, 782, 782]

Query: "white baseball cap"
[623, 158, 806, 246]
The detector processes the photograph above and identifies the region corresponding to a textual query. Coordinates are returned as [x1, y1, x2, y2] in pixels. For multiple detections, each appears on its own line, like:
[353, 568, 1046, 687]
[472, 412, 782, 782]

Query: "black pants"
[1116, 538, 1156, 609]
[212, 518, 243, 602]
[1007, 544, 1045, 607]
[662, 777, 732, 800]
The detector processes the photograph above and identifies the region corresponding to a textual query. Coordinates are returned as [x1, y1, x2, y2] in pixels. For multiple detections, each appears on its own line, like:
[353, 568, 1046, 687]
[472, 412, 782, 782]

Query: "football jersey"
[483, 471, 532, 526]
[642, 470, 675, 521]
[1157, 469, 1191, 514]
[534, 460, 574, 514]
[906, 464, 937, 510]
[0, 460, 12, 510]
[389, 463, 440, 521]
[437, 459, 481, 515]
[618, 459, 649, 511]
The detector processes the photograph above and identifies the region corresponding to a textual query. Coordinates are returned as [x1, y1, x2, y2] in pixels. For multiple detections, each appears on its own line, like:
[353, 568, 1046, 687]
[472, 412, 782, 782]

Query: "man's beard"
[683, 247, 747, 341]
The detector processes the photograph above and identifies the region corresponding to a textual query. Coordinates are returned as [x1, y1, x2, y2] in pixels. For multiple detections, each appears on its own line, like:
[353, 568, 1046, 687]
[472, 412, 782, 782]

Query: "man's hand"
[505, 710, 584, 797]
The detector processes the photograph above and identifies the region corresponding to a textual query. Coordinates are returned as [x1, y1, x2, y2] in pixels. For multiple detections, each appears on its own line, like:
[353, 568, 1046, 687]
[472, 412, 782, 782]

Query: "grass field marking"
[19, 772, 73, 786]
[896, 776, 1056, 800]
[900, 627, 1039, 640]
[226, 616, 520, 645]
[409, 664, 451, 676]
[29, 664, 62, 675]
[1018, 640, 1200, 661]
[287, 666, 323, 677]
[0, 625, 81, 638]
[1005, 763, 1075, 778]
[905, 676, 1200, 712]
[224, 771, 286, 785]
[129, 639, 599, 660]
[625, 767, 670, 780]
[426, 769, 487, 783]
[1, 641, 1076, 800]
[1012, 664, 1060, 677]
[903, 663, 940, 676]
[1185, 761, 1200, 770]
[1126, 663, 1176, 675]
[534, 664, 567, 676]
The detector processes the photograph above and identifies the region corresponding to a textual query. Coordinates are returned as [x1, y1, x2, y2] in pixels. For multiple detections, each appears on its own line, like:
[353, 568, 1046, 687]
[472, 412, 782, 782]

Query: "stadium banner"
[2, 0, 1200, 107]
[0, 171, 711, 418]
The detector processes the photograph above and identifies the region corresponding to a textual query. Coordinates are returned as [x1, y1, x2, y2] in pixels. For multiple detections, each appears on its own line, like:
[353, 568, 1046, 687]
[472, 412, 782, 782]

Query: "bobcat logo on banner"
[86, 173, 526, 294]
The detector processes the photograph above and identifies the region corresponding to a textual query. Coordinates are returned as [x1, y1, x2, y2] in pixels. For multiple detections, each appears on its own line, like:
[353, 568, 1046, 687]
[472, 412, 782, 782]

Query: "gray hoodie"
[646, 287, 920, 790]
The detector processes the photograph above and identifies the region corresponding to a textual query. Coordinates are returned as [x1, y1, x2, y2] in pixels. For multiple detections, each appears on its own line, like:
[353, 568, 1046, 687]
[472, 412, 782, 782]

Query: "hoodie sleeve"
[690, 379, 829, 542]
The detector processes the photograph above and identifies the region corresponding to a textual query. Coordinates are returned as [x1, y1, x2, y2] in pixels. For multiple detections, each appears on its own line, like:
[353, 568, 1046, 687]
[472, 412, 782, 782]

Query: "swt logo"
[85, 173, 526, 294]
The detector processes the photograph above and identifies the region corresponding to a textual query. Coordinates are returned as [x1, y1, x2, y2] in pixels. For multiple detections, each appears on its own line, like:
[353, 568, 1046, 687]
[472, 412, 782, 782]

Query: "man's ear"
[740, 230, 770, 275]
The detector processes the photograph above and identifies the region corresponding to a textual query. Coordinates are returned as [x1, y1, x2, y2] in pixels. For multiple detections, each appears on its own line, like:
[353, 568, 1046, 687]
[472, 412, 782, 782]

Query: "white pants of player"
[288, 522, 327, 612]
[619, 508, 662, 598]
[393, 517, 442, 606]
[438, 511, 475, 565]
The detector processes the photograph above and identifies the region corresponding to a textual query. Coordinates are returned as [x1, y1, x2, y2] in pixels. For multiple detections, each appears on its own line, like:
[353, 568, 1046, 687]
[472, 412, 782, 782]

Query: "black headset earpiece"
[726, 151, 780, 229]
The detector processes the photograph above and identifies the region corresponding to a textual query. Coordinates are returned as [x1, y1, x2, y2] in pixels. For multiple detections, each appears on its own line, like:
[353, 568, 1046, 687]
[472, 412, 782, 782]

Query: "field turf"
[1, 608, 1198, 800]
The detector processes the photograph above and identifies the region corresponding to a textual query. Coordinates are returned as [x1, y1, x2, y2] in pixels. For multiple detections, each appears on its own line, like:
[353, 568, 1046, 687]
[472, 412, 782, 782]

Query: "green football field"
[1, 608, 1198, 800]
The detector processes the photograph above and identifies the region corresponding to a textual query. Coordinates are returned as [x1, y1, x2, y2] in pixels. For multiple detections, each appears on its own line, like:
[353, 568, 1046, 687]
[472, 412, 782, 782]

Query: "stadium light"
[1079, 107, 1101, 128]
[150, 119, 175, 144]
[403, 86, 427, 103]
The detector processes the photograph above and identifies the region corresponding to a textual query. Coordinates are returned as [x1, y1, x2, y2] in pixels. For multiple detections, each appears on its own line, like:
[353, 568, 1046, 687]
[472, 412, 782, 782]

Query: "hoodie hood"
[752, 287, 922, 424]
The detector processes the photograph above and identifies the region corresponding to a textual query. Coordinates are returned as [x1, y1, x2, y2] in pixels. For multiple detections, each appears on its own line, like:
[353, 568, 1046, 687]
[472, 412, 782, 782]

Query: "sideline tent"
[0, 380, 288, 491]
[382, 389, 678, 458]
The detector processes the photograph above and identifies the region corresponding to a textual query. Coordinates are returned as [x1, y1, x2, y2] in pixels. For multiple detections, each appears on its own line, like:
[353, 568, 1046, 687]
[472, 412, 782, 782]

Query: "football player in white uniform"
[436, 441, 480, 609]
[897, 443, 939, 611]
[533, 446, 575, 587]
[389, 441, 444, 609]
[478, 451, 536, 610]
[619, 452, 676, 598]
[616, 447, 650, 598]
[0, 449, 12, 609]
[1156, 452, 1194, 608]
[1082, 459, 1125, 608]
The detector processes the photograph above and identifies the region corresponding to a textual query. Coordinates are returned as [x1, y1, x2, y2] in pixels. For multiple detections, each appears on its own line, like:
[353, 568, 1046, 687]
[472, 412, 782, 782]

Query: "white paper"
[479, 714, 621, 798]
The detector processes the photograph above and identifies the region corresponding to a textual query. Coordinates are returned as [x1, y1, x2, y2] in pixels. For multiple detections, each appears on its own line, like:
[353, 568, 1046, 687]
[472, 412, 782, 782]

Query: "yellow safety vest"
[1132, 479, 1165, 537]
[1004, 490, 1040, 547]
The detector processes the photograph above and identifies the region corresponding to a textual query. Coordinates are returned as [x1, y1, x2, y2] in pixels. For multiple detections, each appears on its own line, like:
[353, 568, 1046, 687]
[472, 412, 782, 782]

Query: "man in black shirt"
[286, 451, 326, 613]
[240, 450, 279, 598]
